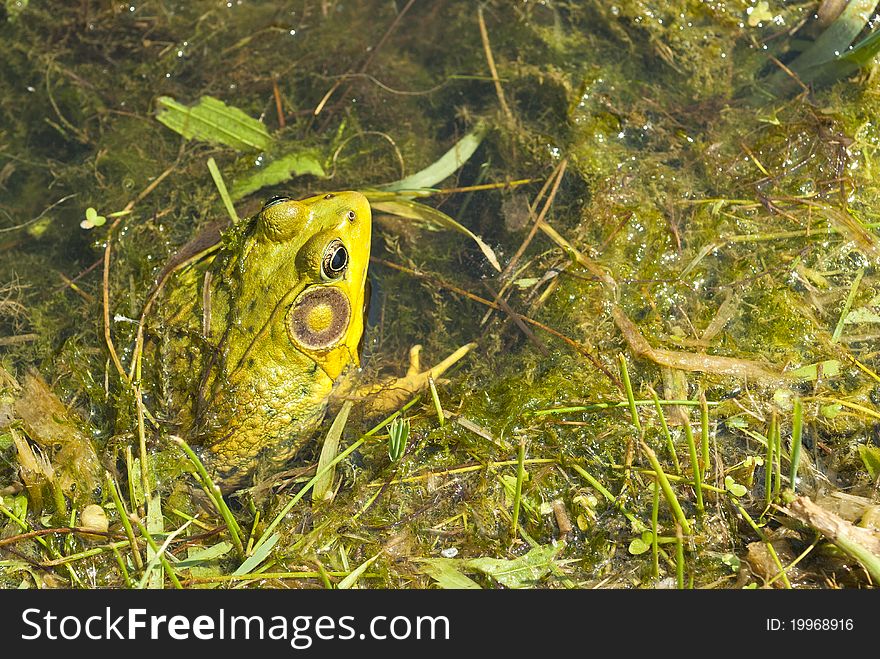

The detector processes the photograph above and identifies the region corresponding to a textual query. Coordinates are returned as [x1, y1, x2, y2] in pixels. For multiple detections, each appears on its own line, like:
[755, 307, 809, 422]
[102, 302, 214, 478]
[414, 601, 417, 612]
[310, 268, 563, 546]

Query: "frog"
[144, 191, 472, 493]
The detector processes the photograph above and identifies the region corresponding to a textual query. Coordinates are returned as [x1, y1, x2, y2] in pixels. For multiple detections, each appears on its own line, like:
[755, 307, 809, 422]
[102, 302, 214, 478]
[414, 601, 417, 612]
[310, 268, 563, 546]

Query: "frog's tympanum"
[148, 191, 372, 492]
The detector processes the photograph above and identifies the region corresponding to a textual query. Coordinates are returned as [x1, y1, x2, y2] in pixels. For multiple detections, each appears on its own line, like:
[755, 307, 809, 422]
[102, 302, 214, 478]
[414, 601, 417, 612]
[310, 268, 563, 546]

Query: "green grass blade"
[378, 125, 486, 192]
[682, 416, 704, 515]
[511, 438, 526, 538]
[313, 400, 353, 504]
[639, 440, 692, 536]
[233, 532, 279, 577]
[337, 552, 380, 589]
[364, 195, 500, 271]
[207, 157, 240, 224]
[618, 353, 642, 432]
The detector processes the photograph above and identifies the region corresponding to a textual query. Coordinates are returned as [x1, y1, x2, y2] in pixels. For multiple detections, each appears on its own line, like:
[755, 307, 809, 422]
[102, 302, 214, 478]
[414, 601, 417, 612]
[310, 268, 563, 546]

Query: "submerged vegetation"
[2, 0, 880, 589]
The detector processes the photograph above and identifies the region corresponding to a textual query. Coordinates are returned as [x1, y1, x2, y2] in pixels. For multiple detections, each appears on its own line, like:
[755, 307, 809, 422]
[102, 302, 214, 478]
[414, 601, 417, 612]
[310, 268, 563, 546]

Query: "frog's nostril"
[324, 193, 334, 200]
[346, 210, 356, 221]
[263, 195, 290, 210]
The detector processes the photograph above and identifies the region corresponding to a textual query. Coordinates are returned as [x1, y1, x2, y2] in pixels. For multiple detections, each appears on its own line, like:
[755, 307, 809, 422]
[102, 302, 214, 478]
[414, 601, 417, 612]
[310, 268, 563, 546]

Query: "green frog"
[145, 191, 471, 493]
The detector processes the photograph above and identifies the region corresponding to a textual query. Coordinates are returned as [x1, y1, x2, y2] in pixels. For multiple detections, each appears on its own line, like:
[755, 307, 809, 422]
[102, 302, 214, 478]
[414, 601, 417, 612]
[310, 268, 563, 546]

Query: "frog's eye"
[262, 195, 290, 211]
[321, 239, 348, 280]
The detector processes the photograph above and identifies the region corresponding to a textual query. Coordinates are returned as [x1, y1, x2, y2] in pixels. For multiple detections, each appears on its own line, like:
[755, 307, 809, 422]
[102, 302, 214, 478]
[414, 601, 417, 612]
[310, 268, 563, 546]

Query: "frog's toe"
[360, 342, 476, 416]
[406, 344, 423, 377]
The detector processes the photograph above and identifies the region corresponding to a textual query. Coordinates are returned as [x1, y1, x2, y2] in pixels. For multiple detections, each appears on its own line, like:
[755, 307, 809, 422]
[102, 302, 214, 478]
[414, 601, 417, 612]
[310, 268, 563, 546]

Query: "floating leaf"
[464, 543, 562, 588]
[378, 125, 486, 193]
[231, 151, 327, 201]
[858, 445, 880, 481]
[232, 531, 279, 576]
[156, 96, 271, 152]
[366, 194, 501, 271]
[81, 207, 106, 230]
[415, 558, 482, 589]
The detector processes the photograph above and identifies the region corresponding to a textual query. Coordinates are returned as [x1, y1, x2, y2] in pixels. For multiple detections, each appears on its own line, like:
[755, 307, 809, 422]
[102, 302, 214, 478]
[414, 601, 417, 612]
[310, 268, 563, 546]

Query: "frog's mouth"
[286, 285, 351, 352]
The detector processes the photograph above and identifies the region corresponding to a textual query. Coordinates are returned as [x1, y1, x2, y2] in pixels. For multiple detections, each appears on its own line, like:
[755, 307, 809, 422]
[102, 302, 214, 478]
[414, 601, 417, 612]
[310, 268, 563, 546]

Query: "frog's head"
[231, 191, 371, 381]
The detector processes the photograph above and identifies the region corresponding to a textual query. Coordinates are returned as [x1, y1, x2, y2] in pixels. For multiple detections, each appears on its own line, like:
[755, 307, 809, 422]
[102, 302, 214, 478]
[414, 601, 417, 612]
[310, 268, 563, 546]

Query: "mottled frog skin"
[148, 191, 371, 492]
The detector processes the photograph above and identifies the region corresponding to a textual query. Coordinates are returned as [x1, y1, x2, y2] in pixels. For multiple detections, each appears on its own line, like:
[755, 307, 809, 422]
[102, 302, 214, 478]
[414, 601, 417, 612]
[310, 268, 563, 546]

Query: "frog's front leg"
[338, 342, 476, 416]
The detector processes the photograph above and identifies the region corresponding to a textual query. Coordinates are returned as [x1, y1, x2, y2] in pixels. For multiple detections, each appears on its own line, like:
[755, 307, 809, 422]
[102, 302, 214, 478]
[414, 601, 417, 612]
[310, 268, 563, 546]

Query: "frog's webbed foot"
[351, 342, 476, 417]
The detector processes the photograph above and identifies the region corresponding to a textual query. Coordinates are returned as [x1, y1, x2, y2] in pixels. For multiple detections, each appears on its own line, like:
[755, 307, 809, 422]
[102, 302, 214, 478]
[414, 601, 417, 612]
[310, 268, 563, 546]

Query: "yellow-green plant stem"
[639, 441, 692, 535]
[111, 544, 135, 588]
[511, 438, 526, 538]
[700, 393, 710, 477]
[570, 463, 644, 531]
[132, 517, 183, 589]
[207, 157, 240, 223]
[649, 387, 681, 475]
[105, 471, 144, 571]
[732, 500, 792, 589]
[675, 526, 685, 589]
[789, 397, 804, 491]
[682, 417, 704, 515]
[0, 501, 82, 586]
[618, 353, 642, 432]
[651, 480, 660, 579]
[765, 413, 776, 506]
[532, 399, 717, 416]
[171, 436, 245, 559]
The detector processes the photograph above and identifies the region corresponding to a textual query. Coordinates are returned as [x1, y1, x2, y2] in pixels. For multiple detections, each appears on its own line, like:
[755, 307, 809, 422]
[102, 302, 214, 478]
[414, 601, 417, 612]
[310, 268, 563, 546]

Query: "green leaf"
[724, 475, 748, 497]
[463, 543, 562, 588]
[156, 96, 272, 152]
[858, 445, 880, 480]
[415, 558, 482, 589]
[365, 194, 501, 271]
[233, 532, 279, 576]
[231, 151, 327, 201]
[81, 207, 107, 229]
[175, 541, 233, 569]
[378, 125, 486, 193]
